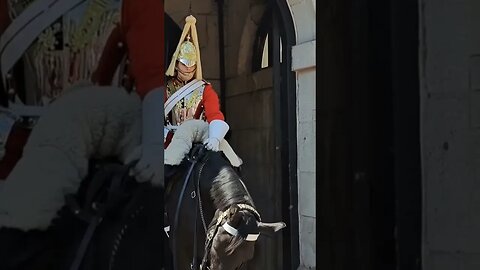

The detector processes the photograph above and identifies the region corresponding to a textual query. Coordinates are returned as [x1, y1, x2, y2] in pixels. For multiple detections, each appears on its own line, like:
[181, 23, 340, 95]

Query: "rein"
[191, 154, 210, 270]
[172, 144, 207, 270]
[67, 160, 138, 270]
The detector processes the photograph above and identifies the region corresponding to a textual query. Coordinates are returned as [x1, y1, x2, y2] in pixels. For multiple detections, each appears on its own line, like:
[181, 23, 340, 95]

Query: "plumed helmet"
[166, 15, 203, 79]
[177, 35, 197, 67]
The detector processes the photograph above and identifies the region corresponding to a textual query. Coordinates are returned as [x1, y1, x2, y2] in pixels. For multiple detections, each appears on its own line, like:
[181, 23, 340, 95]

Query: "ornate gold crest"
[177, 37, 197, 68]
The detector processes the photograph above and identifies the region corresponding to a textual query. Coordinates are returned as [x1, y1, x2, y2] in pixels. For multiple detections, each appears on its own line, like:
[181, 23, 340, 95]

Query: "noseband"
[219, 204, 261, 241]
[200, 204, 261, 270]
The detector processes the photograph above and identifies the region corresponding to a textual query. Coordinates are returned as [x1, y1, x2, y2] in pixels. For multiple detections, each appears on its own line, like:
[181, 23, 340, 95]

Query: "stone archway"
[224, 0, 302, 269]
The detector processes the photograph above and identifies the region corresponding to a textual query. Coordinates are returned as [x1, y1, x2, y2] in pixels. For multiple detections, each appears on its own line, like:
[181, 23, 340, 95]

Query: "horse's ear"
[257, 221, 286, 237]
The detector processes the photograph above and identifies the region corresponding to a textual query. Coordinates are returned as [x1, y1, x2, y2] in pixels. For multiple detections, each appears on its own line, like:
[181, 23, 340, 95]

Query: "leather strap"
[0, 0, 87, 88]
[164, 79, 205, 116]
[222, 222, 259, 242]
[67, 162, 134, 270]
[69, 215, 101, 270]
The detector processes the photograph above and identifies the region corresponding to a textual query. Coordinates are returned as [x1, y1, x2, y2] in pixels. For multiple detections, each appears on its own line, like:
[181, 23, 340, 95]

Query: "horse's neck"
[193, 151, 255, 214]
[197, 152, 222, 195]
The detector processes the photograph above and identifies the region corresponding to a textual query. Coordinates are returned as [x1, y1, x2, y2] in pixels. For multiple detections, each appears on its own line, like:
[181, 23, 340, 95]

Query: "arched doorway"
[223, 0, 299, 268]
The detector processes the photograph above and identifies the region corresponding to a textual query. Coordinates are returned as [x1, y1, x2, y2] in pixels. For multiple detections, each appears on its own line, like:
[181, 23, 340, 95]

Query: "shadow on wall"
[165, 14, 182, 69]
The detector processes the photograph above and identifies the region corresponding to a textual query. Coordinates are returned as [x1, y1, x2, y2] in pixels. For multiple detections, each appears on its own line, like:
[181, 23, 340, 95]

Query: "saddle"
[164, 143, 211, 200]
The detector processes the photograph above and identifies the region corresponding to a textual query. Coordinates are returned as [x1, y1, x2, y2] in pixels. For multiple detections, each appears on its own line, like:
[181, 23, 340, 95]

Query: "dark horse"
[0, 145, 284, 270]
[165, 144, 286, 270]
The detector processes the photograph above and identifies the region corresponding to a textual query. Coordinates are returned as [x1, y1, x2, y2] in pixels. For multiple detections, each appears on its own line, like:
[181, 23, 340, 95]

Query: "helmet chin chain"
[175, 65, 196, 83]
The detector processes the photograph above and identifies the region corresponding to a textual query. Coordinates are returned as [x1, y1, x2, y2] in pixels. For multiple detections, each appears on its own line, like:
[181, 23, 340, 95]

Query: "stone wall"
[420, 0, 480, 269]
[288, 0, 316, 269]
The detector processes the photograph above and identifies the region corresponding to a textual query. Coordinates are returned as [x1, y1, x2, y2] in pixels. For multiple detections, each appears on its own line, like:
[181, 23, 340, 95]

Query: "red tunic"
[198, 84, 225, 123]
[164, 81, 224, 148]
[0, 1, 27, 179]
[91, 25, 126, 86]
[93, 0, 165, 99]
[165, 78, 224, 124]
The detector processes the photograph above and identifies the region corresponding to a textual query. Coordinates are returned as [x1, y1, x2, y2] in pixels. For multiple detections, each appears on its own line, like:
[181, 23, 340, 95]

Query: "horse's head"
[204, 204, 286, 270]
[168, 152, 286, 270]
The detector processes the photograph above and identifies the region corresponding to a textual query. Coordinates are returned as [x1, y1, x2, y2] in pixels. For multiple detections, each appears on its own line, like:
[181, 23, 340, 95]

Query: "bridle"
[171, 143, 207, 270]
[170, 144, 262, 270]
[199, 203, 261, 270]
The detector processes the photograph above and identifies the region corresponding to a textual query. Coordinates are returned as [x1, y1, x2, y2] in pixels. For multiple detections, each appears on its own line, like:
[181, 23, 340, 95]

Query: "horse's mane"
[209, 166, 254, 211]
[209, 165, 257, 257]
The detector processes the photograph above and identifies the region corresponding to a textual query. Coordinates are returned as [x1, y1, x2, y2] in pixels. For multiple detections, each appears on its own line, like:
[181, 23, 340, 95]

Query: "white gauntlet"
[130, 88, 164, 187]
[205, 120, 229, 151]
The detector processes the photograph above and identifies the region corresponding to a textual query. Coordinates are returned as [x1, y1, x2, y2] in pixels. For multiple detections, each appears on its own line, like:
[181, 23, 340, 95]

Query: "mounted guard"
[161, 23, 283, 266]
[164, 15, 228, 151]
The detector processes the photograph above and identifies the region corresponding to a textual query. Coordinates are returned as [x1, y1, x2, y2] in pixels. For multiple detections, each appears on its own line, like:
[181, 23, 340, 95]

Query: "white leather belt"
[0, 0, 87, 88]
[164, 79, 205, 116]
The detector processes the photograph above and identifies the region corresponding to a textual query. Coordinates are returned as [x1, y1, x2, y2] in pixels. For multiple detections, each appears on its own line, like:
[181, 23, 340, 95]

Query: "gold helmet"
[166, 15, 203, 79]
[177, 35, 197, 67]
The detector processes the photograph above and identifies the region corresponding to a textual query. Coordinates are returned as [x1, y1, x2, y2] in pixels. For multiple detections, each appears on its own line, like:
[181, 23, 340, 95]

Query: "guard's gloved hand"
[204, 120, 229, 151]
[205, 137, 220, 151]
[131, 88, 164, 187]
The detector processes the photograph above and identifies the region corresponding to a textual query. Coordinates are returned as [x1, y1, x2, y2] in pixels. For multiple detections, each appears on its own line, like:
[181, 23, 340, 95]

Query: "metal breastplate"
[6, 0, 122, 106]
[166, 78, 205, 126]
